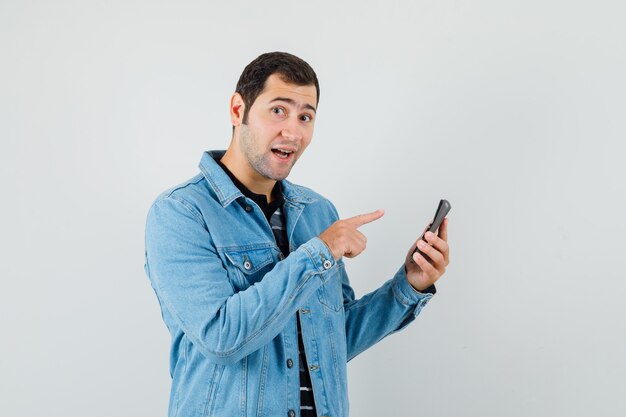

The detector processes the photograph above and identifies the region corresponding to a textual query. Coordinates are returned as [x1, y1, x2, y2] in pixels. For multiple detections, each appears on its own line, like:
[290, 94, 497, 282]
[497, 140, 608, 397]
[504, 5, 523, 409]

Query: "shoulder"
[148, 173, 214, 223]
[155, 173, 207, 202]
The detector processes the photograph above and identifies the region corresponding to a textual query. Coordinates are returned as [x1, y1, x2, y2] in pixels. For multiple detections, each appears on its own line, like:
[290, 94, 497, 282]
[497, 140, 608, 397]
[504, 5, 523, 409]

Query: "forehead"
[256, 74, 317, 108]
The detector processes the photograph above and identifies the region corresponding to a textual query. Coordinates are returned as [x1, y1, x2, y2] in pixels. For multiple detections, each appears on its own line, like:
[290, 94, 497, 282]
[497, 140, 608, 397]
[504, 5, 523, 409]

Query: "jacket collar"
[199, 150, 317, 207]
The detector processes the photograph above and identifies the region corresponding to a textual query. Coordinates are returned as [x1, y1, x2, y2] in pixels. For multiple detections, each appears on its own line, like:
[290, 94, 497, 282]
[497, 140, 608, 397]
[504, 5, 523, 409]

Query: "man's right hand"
[319, 209, 385, 260]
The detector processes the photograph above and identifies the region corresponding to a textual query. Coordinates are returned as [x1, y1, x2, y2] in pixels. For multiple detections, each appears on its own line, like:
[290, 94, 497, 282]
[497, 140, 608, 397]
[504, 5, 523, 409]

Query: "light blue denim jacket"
[144, 151, 434, 417]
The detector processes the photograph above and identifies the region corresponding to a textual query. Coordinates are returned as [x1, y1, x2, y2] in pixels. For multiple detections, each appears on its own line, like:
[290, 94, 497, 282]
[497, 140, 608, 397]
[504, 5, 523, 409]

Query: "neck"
[220, 148, 276, 202]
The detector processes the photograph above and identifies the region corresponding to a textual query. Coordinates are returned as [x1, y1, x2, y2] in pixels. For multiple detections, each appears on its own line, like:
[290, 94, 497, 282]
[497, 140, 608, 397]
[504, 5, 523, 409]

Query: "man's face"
[236, 74, 317, 182]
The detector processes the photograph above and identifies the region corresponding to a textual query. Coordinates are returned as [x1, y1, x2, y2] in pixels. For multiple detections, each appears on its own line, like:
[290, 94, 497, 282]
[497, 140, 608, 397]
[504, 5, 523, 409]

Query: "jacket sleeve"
[144, 196, 337, 365]
[341, 264, 434, 361]
[323, 202, 436, 362]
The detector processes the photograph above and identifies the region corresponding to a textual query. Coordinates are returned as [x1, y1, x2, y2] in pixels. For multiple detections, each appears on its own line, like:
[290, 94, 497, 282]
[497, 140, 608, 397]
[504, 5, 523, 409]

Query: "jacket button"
[288, 410, 296, 417]
[323, 260, 332, 270]
[287, 358, 294, 368]
[244, 205, 252, 212]
[243, 260, 252, 270]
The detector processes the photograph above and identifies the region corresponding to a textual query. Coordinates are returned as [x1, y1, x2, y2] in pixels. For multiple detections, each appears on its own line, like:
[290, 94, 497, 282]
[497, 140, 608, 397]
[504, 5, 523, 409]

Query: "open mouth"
[271, 148, 295, 160]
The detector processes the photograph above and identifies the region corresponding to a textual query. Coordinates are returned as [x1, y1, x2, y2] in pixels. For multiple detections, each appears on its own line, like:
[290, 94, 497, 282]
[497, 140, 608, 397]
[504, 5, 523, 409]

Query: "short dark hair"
[235, 52, 320, 124]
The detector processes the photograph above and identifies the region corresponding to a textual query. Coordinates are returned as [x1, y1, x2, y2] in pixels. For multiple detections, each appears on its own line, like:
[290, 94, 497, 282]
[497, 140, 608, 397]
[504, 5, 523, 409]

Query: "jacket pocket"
[224, 247, 275, 289]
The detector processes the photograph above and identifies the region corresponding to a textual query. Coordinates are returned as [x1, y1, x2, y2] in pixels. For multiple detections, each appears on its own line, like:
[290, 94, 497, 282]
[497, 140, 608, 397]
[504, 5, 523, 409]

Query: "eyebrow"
[269, 97, 317, 113]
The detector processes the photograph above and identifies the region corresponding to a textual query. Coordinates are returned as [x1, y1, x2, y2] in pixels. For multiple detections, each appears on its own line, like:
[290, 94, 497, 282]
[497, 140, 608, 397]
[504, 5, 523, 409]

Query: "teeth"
[276, 148, 293, 154]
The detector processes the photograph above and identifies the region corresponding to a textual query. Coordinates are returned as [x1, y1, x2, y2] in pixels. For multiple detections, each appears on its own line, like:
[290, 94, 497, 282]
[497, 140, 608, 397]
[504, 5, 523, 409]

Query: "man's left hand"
[404, 218, 450, 292]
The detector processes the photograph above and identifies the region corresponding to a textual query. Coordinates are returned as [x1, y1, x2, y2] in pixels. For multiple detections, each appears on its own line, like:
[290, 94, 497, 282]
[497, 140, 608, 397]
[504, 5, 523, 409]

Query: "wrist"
[405, 270, 436, 294]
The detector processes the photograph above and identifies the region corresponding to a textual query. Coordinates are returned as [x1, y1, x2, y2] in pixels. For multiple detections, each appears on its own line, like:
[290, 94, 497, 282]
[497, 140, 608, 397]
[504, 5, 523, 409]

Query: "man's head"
[225, 52, 319, 187]
[235, 52, 320, 125]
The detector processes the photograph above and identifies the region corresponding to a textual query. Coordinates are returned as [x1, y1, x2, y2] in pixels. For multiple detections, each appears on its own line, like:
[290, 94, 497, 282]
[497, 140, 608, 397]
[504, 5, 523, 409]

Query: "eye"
[300, 114, 313, 122]
[271, 107, 285, 116]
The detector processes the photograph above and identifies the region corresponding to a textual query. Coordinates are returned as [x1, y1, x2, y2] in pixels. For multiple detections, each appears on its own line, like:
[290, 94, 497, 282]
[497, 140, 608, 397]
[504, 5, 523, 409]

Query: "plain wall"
[1, 1, 625, 416]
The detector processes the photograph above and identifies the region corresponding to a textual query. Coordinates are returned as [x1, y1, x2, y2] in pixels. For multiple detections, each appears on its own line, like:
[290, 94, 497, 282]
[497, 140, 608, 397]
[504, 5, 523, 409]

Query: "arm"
[341, 264, 434, 361]
[144, 196, 337, 365]
[319, 204, 449, 361]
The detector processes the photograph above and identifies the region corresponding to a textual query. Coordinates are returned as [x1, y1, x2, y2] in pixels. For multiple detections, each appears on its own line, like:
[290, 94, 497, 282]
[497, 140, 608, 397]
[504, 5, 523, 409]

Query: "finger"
[412, 251, 438, 278]
[424, 230, 450, 264]
[343, 231, 368, 258]
[345, 209, 385, 228]
[353, 231, 368, 254]
[416, 240, 445, 269]
[356, 229, 367, 246]
[344, 243, 364, 258]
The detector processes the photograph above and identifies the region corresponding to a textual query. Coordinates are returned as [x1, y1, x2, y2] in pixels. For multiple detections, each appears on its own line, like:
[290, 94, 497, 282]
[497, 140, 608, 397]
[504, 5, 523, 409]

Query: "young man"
[144, 52, 450, 417]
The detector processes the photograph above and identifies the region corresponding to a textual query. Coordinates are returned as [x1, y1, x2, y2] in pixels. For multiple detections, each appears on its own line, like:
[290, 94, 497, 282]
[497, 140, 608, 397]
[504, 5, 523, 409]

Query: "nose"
[280, 117, 303, 141]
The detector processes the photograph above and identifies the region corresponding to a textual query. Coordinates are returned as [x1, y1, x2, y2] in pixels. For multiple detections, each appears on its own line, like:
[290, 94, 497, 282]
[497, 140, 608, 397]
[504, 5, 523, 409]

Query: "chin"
[265, 163, 295, 181]
[270, 172, 290, 181]
[275, 167, 295, 181]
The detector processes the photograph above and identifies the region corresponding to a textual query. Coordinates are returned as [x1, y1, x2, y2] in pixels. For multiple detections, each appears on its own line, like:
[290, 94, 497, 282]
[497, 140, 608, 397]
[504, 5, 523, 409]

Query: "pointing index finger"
[345, 209, 385, 228]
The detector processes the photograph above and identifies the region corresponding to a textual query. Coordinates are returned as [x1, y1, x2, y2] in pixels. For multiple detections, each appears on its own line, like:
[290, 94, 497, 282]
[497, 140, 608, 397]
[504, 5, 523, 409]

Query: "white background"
[1, 1, 625, 416]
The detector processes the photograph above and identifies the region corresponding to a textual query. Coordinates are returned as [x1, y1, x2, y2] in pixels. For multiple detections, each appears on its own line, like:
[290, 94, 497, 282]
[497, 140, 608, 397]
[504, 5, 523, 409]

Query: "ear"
[230, 93, 245, 127]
